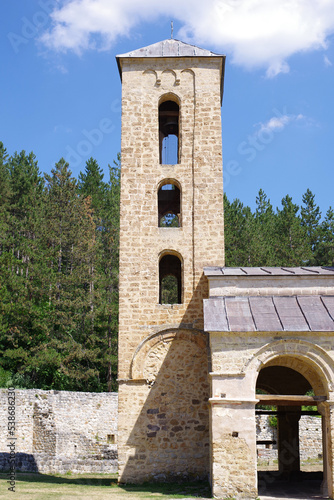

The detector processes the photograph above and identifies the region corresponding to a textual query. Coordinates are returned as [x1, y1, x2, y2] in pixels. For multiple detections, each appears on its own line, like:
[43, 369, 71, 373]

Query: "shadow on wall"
[0, 452, 38, 472]
[120, 274, 211, 483]
[179, 272, 209, 330]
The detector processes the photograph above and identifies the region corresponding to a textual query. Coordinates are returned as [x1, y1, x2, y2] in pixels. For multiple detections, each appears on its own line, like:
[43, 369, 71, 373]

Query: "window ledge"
[157, 303, 184, 309]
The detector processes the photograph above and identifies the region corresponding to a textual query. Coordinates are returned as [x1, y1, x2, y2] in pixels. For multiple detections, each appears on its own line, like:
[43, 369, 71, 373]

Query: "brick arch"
[157, 177, 182, 191]
[130, 328, 207, 381]
[161, 69, 180, 85]
[181, 68, 195, 77]
[143, 69, 158, 82]
[158, 91, 181, 106]
[244, 339, 334, 396]
[142, 71, 181, 88]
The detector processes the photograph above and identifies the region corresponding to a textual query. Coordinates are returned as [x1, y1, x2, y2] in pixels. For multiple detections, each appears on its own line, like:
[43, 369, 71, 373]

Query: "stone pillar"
[210, 398, 258, 499]
[318, 403, 328, 497]
[318, 401, 334, 498]
[277, 406, 301, 476]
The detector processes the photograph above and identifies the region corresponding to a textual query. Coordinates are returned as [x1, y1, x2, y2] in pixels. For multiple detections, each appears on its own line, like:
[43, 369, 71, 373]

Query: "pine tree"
[0, 151, 120, 391]
[253, 189, 278, 266]
[38, 158, 102, 390]
[6, 150, 44, 279]
[0, 142, 10, 240]
[224, 194, 255, 266]
[275, 195, 311, 266]
[77, 156, 120, 391]
[97, 158, 120, 391]
[0, 149, 47, 388]
[0, 143, 11, 345]
[317, 207, 334, 266]
[78, 157, 106, 212]
[301, 189, 321, 264]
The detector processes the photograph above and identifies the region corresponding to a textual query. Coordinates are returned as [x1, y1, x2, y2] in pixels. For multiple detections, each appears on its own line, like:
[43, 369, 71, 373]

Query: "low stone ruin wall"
[256, 414, 322, 462]
[299, 415, 322, 460]
[256, 414, 278, 461]
[0, 389, 118, 474]
[0, 390, 323, 475]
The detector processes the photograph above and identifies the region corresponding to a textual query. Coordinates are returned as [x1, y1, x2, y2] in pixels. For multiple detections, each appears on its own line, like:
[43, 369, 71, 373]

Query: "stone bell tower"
[116, 39, 225, 483]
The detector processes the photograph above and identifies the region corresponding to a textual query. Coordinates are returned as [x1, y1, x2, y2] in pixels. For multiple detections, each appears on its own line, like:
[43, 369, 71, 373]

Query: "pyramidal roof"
[116, 38, 223, 59]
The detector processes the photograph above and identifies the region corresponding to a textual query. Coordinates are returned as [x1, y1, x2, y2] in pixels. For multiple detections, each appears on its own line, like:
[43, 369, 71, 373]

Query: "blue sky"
[1, 0, 334, 216]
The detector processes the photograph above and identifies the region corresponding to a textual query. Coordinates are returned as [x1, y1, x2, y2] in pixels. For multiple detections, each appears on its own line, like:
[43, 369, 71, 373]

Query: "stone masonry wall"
[256, 415, 323, 462]
[118, 330, 210, 483]
[300, 415, 323, 460]
[0, 389, 118, 474]
[256, 414, 278, 459]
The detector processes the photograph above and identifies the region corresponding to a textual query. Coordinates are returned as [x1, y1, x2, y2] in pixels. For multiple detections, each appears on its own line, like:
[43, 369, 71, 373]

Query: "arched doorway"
[256, 355, 329, 497]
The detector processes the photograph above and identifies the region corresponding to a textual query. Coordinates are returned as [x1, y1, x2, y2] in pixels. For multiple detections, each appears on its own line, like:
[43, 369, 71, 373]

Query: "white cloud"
[40, 0, 334, 76]
[258, 113, 306, 133]
[324, 55, 333, 66]
[259, 115, 292, 133]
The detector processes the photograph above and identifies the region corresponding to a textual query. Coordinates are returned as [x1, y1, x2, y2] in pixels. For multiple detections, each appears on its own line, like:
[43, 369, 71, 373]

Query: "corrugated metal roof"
[204, 296, 334, 332]
[204, 266, 334, 277]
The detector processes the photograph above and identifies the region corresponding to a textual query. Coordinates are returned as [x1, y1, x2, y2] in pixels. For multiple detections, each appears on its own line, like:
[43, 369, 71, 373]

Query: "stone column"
[210, 398, 258, 499]
[318, 400, 334, 498]
[277, 406, 301, 476]
[318, 402, 329, 497]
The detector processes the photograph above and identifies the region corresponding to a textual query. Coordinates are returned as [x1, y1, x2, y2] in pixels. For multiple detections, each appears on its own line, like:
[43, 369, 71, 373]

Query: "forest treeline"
[0, 143, 120, 391]
[224, 189, 334, 267]
[0, 141, 333, 391]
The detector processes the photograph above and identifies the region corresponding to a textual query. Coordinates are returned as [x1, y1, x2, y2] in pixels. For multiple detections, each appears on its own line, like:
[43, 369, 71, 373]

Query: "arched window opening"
[159, 100, 179, 164]
[158, 183, 181, 227]
[159, 254, 182, 304]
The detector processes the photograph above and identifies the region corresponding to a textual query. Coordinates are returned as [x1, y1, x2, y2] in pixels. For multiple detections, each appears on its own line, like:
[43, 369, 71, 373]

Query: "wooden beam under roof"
[256, 395, 326, 406]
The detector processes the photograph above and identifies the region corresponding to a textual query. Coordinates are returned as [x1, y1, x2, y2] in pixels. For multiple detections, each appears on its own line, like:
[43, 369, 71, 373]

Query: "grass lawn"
[0, 472, 211, 500]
